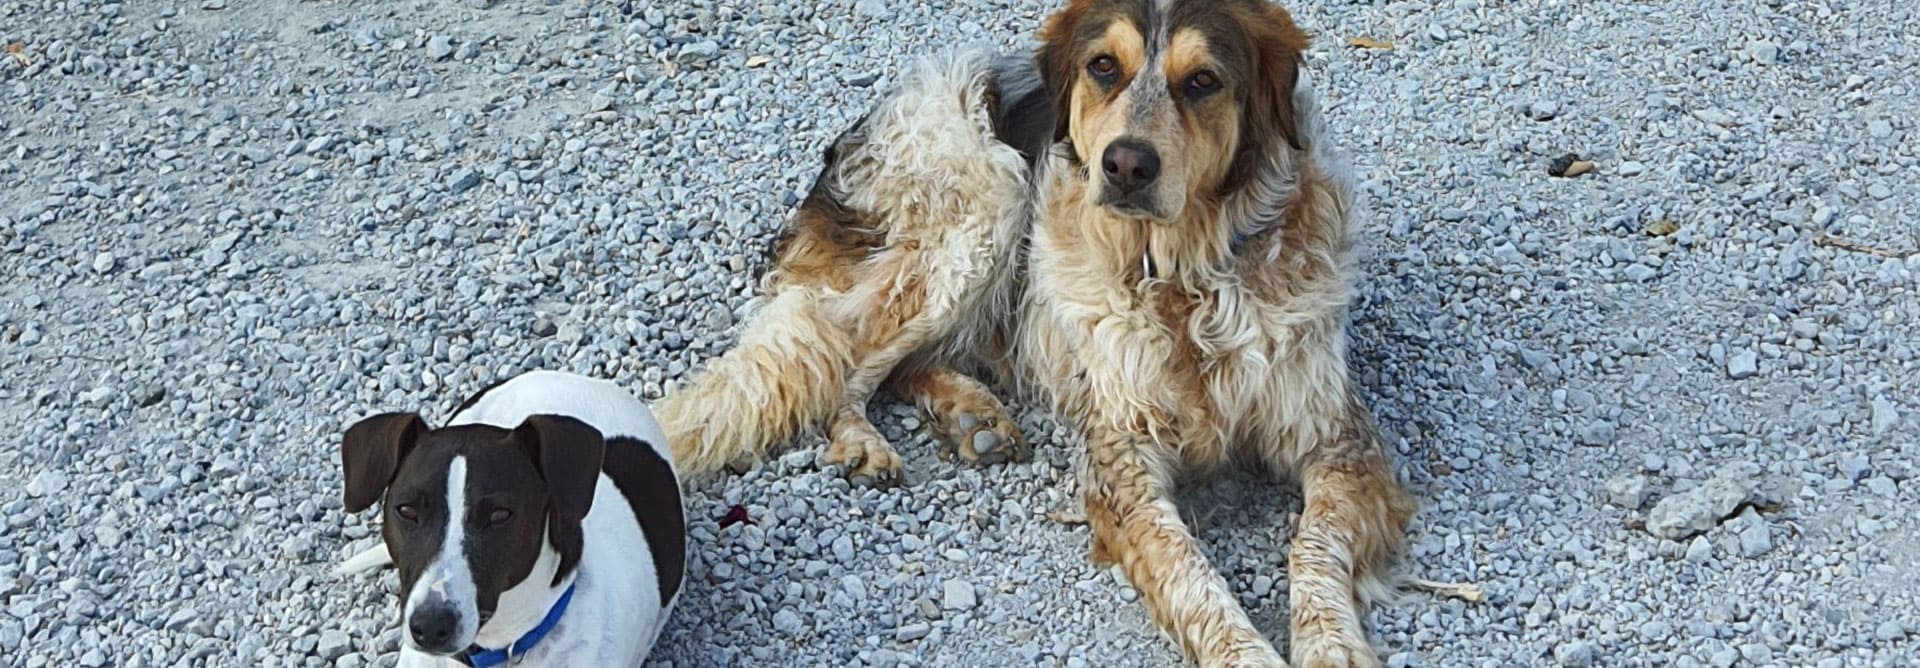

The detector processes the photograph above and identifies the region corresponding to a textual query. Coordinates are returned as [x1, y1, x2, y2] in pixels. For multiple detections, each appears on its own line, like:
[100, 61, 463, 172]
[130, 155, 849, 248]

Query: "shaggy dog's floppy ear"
[1243, 2, 1310, 153]
[1035, 0, 1091, 143]
[1222, 1, 1311, 191]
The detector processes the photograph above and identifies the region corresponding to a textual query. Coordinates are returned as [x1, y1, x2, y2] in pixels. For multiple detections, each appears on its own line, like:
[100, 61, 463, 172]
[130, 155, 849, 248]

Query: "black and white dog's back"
[338, 370, 684, 667]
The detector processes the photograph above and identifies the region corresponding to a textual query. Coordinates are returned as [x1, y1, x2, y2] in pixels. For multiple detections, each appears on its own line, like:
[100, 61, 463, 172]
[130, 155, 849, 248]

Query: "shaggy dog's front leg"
[1083, 425, 1287, 668]
[1276, 408, 1413, 668]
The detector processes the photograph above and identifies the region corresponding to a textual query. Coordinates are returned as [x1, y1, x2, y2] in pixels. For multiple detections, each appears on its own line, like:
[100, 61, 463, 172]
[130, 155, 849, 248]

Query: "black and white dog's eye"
[1087, 55, 1119, 82]
[489, 508, 513, 524]
[395, 504, 420, 522]
[1184, 71, 1221, 99]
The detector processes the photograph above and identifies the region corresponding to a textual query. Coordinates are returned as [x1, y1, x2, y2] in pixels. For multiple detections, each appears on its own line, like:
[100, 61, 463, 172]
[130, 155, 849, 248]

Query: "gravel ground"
[3, 0, 1918, 666]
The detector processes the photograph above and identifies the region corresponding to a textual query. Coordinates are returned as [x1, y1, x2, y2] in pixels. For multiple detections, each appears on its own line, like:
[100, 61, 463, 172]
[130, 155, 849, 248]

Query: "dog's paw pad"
[971, 430, 1004, 456]
[934, 408, 1028, 466]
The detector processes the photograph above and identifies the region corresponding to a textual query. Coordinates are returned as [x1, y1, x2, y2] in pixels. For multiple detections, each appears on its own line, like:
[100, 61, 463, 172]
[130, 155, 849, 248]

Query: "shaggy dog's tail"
[653, 288, 854, 476]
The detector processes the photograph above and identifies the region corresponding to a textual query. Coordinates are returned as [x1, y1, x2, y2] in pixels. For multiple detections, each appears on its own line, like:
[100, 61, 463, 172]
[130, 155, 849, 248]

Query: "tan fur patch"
[1067, 19, 1147, 173]
[1164, 28, 1215, 78]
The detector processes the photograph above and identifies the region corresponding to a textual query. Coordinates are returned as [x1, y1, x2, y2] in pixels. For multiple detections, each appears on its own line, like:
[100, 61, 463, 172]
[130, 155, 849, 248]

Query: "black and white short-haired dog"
[335, 370, 685, 667]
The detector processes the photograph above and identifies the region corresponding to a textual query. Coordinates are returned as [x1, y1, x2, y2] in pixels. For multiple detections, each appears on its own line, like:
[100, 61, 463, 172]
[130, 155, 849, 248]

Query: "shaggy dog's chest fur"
[1019, 153, 1360, 471]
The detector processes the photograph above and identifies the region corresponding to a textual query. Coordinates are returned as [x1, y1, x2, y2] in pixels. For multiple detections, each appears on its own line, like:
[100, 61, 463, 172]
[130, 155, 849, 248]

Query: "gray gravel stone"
[1577, 420, 1616, 447]
[942, 579, 977, 611]
[773, 609, 805, 636]
[317, 630, 351, 660]
[1605, 474, 1648, 509]
[1871, 397, 1899, 434]
[1530, 100, 1561, 121]
[1684, 536, 1713, 563]
[426, 35, 455, 61]
[1865, 477, 1897, 498]
[1842, 455, 1873, 483]
[1732, 510, 1771, 558]
[678, 40, 721, 64]
[826, 575, 862, 607]
[1647, 465, 1760, 540]
[449, 169, 482, 194]
[1875, 620, 1907, 641]
[896, 622, 931, 642]
[1726, 351, 1759, 379]
[25, 471, 68, 497]
[1554, 640, 1596, 667]
[78, 386, 115, 406]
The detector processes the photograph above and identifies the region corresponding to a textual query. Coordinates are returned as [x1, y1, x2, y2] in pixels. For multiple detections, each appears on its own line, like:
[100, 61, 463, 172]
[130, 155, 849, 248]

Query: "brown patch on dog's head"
[1035, 0, 1310, 222]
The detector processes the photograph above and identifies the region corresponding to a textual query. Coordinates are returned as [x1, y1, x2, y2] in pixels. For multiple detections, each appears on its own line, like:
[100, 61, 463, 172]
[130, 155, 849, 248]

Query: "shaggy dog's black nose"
[1101, 139, 1161, 194]
[409, 605, 461, 653]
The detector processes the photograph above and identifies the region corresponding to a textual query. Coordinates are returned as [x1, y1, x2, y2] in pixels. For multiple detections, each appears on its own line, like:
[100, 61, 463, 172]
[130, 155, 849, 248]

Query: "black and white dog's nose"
[408, 605, 461, 652]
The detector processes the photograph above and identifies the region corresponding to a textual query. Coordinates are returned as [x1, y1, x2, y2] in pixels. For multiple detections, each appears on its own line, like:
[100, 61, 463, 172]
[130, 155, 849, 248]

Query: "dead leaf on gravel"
[1644, 219, 1679, 237]
[4, 42, 29, 67]
[1549, 153, 1595, 177]
[1347, 36, 1395, 50]
[745, 55, 771, 68]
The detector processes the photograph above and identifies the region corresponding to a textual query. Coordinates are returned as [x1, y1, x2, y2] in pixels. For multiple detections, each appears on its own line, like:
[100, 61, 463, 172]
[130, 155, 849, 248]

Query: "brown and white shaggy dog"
[658, 0, 1444, 665]
[1014, 1, 1416, 665]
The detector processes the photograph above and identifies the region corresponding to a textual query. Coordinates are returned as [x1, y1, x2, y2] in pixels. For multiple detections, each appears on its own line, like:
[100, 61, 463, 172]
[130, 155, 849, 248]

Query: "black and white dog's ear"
[340, 412, 428, 513]
[511, 415, 606, 529]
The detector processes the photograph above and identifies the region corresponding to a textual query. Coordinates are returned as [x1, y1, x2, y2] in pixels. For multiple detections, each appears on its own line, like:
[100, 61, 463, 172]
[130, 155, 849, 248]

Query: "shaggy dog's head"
[1037, 0, 1309, 224]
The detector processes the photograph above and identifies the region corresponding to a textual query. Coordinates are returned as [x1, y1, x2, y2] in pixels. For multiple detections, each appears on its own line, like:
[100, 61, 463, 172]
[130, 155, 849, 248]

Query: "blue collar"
[457, 584, 575, 667]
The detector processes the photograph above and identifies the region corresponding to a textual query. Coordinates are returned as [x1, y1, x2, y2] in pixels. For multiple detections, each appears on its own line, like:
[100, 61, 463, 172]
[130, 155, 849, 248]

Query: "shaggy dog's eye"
[1087, 55, 1119, 83]
[1184, 71, 1221, 99]
[396, 504, 420, 522]
[488, 508, 513, 525]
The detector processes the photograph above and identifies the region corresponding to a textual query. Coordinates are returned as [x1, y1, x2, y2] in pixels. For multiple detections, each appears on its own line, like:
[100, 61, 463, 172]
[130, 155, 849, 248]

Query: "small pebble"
[942, 580, 977, 611]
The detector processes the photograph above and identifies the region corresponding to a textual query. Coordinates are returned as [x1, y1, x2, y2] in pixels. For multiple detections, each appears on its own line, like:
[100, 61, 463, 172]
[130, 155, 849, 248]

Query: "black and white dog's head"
[339, 413, 604, 655]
